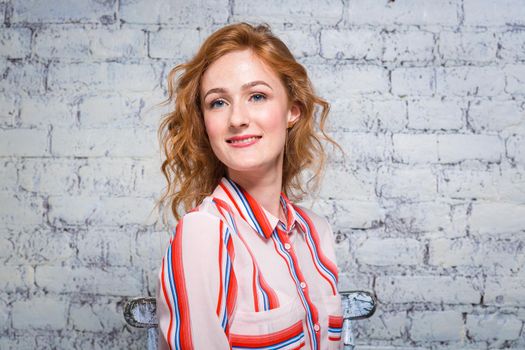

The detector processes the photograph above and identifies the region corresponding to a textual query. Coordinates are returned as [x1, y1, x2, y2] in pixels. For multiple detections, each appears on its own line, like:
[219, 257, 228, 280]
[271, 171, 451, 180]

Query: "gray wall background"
[1, 0, 525, 349]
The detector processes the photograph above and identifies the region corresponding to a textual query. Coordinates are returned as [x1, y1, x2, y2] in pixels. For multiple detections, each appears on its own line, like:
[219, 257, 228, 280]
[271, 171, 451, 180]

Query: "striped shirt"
[157, 177, 343, 350]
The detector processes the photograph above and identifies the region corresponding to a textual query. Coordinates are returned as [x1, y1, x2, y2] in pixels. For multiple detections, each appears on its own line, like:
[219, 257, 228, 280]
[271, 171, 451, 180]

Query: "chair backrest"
[124, 290, 376, 350]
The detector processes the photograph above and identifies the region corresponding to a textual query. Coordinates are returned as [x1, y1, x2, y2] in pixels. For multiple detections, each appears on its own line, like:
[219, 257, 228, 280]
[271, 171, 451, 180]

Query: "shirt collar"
[211, 177, 306, 239]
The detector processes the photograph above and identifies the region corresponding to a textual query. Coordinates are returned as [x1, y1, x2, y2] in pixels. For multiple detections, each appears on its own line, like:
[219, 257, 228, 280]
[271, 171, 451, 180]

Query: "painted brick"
[77, 158, 138, 195]
[347, 0, 459, 26]
[485, 277, 525, 306]
[321, 166, 376, 200]
[407, 98, 464, 130]
[0, 128, 49, 157]
[383, 31, 435, 63]
[48, 195, 157, 226]
[332, 132, 391, 163]
[0, 266, 34, 292]
[6, 227, 75, 265]
[0, 28, 31, 58]
[76, 227, 132, 266]
[505, 64, 525, 94]
[48, 62, 159, 92]
[19, 94, 74, 127]
[376, 275, 481, 304]
[357, 310, 406, 340]
[149, 28, 202, 60]
[333, 199, 384, 230]
[439, 31, 497, 62]
[0, 299, 7, 332]
[77, 93, 144, 128]
[499, 30, 525, 62]
[329, 98, 407, 133]
[386, 201, 457, 234]
[377, 166, 437, 200]
[0, 337, 37, 350]
[11, 0, 116, 23]
[507, 133, 525, 164]
[134, 229, 171, 266]
[439, 167, 525, 202]
[34, 28, 146, 59]
[0, 61, 46, 93]
[392, 67, 435, 96]
[52, 128, 157, 158]
[469, 202, 525, 235]
[12, 297, 68, 330]
[70, 299, 125, 332]
[18, 158, 80, 194]
[436, 67, 506, 97]
[310, 64, 389, 96]
[393, 134, 439, 163]
[234, 0, 342, 25]
[273, 28, 318, 58]
[0, 231, 15, 262]
[0, 93, 18, 127]
[355, 238, 423, 266]
[320, 29, 382, 60]
[463, 0, 525, 26]
[0, 192, 44, 227]
[133, 159, 164, 197]
[467, 313, 522, 341]
[468, 99, 523, 132]
[429, 237, 524, 273]
[120, 0, 229, 25]
[35, 266, 143, 296]
[410, 311, 464, 341]
[0, 160, 17, 192]
[437, 134, 503, 163]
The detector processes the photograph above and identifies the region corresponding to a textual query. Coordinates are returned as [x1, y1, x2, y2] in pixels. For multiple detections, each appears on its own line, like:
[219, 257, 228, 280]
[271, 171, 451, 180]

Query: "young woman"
[157, 23, 343, 350]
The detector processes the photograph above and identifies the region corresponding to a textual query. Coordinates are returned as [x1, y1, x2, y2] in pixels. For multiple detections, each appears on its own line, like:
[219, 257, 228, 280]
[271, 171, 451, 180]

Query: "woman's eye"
[210, 100, 226, 109]
[250, 93, 266, 102]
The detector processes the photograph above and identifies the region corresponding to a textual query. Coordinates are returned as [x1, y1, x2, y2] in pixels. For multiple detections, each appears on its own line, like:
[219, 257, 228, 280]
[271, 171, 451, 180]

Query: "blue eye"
[250, 93, 266, 102]
[210, 99, 226, 109]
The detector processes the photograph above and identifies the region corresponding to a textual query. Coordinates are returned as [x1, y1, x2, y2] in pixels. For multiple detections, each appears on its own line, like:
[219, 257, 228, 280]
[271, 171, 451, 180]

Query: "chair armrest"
[339, 290, 377, 320]
[123, 297, 158, 328]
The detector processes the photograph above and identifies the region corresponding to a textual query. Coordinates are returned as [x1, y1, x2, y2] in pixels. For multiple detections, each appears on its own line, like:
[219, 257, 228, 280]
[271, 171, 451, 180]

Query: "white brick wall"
[0, 0, 524, 349]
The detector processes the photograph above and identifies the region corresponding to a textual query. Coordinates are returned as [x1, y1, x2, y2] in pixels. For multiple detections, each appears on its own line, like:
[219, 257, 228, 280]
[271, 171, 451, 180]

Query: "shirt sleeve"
[157, 211, 237, 350]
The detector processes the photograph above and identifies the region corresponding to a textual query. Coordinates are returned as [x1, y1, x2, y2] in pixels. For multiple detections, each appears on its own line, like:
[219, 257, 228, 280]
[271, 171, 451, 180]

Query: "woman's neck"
[228, 167, 283, 220]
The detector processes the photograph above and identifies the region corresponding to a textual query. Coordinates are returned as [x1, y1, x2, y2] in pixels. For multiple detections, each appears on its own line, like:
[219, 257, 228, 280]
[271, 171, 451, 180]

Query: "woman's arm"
[157, 211, 237, 349]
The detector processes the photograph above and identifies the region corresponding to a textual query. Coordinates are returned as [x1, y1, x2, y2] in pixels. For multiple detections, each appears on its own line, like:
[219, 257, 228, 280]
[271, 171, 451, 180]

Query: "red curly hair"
[158, 22, 339, 220]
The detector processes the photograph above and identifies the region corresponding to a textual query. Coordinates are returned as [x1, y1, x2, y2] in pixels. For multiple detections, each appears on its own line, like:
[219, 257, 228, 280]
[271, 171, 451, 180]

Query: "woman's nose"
[229, 102, 249, 128]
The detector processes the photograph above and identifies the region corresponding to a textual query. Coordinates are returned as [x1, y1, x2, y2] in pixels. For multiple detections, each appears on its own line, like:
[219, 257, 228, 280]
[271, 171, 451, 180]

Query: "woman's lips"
[226, 135, 262, 147]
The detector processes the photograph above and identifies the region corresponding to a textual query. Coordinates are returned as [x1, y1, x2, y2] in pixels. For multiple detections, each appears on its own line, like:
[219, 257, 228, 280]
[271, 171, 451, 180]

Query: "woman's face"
[200, 49, 300, 180]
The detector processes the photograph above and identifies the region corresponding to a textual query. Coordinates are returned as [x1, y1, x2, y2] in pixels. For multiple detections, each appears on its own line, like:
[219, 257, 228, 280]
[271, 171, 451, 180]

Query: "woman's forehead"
[200, 49, 282, 92]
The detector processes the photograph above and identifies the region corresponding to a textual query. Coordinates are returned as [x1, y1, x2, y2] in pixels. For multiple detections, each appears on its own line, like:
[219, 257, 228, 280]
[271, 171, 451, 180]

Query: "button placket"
[275, 227, 320, 349]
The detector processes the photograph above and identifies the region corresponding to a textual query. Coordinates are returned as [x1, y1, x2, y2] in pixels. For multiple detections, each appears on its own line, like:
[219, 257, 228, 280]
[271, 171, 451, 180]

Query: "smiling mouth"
[226, 136, 262, 144]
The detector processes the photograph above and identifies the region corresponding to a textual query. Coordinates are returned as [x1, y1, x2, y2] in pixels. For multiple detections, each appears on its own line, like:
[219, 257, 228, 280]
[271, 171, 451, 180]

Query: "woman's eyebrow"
[203, 80, 273, 100]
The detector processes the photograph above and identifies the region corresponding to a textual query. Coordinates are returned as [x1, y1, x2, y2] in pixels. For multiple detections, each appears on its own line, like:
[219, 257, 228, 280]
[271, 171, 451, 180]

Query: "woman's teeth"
[229, 136, 260, 144]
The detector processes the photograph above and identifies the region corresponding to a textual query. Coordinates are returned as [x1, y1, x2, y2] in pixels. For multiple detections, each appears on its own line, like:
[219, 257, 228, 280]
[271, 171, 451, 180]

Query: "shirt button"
[284, 243, 291, 250]
[300, 281, 307, 289]
[314, 323, 320, 332]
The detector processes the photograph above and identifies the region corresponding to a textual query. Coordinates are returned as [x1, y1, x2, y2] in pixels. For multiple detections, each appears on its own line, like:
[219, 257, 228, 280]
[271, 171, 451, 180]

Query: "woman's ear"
[287, 102, 301, 128]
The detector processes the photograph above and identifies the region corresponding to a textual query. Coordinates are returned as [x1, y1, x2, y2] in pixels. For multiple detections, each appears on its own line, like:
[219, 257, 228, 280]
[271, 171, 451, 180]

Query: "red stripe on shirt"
[216, 221, 224, 317]
[294, 206, 339, 294]
[219, 182, 248, 221]
[160, 257, 174, 350]
[172, 220, 194, 349]
[230, 320, 304, 348]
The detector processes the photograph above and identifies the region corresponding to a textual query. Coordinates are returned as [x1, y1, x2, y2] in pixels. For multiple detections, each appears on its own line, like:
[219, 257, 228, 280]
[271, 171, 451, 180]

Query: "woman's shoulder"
[177, 198, 226, 234]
